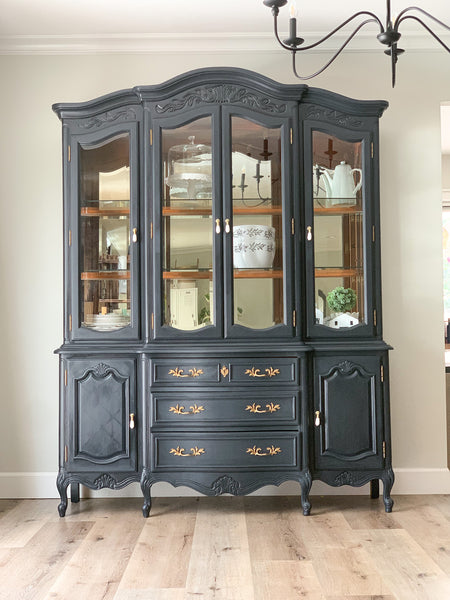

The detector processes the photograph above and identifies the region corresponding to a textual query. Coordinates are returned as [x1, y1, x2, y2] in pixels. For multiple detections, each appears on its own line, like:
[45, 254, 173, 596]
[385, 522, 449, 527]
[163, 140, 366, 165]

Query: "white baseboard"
[0, 468, 449, 499]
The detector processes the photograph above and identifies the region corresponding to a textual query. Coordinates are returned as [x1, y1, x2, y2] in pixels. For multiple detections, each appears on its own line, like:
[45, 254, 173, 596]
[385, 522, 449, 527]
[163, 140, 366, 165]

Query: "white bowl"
[233, 225, 275, 269]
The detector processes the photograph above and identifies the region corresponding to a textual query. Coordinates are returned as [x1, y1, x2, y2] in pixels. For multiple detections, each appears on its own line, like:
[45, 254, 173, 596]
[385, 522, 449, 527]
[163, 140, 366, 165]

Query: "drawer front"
[151, 358, 298, 386]
[227, 358, 298, 384]
[152, 360, 220, 384]
[152, 432, 299, 470]
[152, 391, 299, 426]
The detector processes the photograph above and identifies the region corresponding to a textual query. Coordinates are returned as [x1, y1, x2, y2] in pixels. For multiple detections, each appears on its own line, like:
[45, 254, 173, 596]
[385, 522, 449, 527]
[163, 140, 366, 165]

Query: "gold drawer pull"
[245, 367, 280, 378]
[129, 413, 135, 429]
[170, 446, 205, 457]
[246, 402, 280, 414]
[315, 411, 321, 427]
[132, 227, 138, 243]
[247, 445, 281, 456]
[169, 404, 205, 415]
[168, 367, 204, 378]
[215, 218, 221, 234]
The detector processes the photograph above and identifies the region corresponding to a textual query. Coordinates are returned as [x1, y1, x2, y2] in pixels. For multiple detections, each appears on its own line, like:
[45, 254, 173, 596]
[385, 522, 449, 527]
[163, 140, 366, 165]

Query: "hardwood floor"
[0, 495, 449, 599]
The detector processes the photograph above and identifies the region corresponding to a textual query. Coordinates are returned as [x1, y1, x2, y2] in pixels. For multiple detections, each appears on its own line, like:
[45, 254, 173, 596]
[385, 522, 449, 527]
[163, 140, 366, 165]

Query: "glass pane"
[231, 118, 284, 330]
[161, 118, 214, 330]
[79, 133, 131, 331]
[312, 131, 364, 328]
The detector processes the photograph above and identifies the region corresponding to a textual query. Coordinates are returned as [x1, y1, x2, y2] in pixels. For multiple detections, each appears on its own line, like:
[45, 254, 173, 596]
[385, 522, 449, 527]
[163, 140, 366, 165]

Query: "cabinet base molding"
[140, 468, 312, 518]
[56, 468, 140, 517]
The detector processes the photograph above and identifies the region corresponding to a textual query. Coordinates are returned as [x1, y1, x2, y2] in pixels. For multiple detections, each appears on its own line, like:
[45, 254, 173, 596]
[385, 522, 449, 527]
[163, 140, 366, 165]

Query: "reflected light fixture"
[263, 0, 450, 86]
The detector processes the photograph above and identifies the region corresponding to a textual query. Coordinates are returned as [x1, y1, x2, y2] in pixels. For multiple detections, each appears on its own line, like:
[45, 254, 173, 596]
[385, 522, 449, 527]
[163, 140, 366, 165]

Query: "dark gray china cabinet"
[53, 67, 394, 518]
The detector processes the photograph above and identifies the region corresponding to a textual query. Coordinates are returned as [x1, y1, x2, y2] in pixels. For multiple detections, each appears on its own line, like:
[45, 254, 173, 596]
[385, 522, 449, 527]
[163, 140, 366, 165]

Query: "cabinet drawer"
[151, 358, 298, 386]
[227, 358, 298, 384]
[152, 432, 299, 471]
[151, 391, 299, 426]
[152, 360, 221, 384]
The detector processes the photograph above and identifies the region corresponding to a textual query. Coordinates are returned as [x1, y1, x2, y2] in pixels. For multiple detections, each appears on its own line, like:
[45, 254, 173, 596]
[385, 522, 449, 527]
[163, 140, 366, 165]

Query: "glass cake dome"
[166, 136, 212, 199]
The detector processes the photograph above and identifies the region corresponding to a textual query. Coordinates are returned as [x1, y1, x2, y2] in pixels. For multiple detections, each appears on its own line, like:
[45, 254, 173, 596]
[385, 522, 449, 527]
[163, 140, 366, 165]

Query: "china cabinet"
[54, 67, 393, 517]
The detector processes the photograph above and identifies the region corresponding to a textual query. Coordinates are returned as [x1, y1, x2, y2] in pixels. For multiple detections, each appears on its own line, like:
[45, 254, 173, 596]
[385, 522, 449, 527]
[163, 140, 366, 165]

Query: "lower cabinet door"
[314, 354, 385, 472]
[65, 358, 137, 472]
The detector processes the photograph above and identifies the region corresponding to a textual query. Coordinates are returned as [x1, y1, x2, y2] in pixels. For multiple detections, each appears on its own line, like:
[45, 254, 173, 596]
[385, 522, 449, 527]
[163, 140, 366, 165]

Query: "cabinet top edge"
[52, 67, 388, 120]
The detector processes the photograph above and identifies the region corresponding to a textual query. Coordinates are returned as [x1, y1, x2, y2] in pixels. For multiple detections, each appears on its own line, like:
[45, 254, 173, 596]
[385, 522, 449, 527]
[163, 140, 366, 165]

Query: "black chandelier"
[263, 0, 450, 86]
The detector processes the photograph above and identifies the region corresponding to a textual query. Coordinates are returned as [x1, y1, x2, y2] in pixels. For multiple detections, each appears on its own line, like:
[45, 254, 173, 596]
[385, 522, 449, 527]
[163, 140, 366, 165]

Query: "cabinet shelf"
[81, 207, 130, 217]
[162, 207, 282, 216]
[162, 269, 283, 280]
[314, 206, 362, 215]
[315, 268, 361, 278]
[81, 271, 130, 280]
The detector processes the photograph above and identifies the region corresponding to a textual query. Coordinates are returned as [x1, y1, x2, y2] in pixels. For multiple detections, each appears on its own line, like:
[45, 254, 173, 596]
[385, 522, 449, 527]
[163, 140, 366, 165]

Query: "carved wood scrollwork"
[304, 106, 363, 128]
[156, 85, 287, 114]
[79, 108, 137, 129]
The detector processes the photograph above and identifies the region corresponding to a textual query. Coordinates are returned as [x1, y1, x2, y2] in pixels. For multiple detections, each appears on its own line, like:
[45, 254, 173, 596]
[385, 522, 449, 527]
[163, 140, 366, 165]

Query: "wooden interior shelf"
[81, 271, 130, 280]
[313, 205, 362, 215]
[81, 207, 130, 217]
[162, 269, 283, 280]
[234, 269, 283, 279]
[162, 206, 282, 217]
[315, 268, 360, 278]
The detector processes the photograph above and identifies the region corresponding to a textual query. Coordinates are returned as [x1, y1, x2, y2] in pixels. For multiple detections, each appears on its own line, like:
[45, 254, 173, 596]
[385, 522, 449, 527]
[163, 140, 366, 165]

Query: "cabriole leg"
[299, 469, 312, 516]
[56, 469, 69, 517]
[382, 468, 395, 513]
[140, 469, 152, 518]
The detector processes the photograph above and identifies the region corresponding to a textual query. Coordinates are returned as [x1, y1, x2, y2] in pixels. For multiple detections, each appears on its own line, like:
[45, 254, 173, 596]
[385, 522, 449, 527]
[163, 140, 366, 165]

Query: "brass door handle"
[170, 446, 205, 457]
[132, 228, 138, 243]
[314, 411, 321, 427]
[246, 445, 281, 456]
[215, 218, 221, 234]
[129, 413, 135, 430]
[307, 226, 312, 241]
[225, 218, 231, 233]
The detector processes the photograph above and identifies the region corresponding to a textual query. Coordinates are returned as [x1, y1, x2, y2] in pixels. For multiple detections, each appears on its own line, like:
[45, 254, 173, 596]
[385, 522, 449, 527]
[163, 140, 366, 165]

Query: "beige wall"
[1, 49, 449, 494]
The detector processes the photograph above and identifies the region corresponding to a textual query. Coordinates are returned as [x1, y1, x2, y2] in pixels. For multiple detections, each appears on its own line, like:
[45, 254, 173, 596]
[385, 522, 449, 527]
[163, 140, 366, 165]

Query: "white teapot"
[319, 161, 362, 205]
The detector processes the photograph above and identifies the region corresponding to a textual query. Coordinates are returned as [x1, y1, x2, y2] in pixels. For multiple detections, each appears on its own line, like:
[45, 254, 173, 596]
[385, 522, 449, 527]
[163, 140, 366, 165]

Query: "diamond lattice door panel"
[65, 359, 137, 471]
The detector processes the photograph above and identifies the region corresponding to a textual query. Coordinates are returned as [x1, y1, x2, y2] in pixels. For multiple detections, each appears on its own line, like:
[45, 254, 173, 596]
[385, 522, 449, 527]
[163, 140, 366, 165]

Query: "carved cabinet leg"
[56, 469, 69, 517]
[382, 468, 395, 513]
[370, 479, 380, 499]
[140, 469, 152, 518]
[299, 469, 312, 516]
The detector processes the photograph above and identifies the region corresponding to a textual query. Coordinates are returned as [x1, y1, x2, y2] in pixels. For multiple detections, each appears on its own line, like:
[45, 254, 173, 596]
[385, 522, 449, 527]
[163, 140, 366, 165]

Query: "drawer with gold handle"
[152, 433, 299, 470]
[151, 392, 300, 426]
[227, 358, 298, 384]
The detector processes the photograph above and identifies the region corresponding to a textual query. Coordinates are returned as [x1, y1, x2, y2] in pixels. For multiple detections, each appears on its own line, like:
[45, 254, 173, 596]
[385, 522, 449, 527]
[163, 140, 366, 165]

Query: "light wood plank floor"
[0, 495, 449, 599]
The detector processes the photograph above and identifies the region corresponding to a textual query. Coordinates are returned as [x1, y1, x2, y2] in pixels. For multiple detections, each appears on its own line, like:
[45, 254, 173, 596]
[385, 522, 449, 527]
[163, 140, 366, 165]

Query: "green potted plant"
[327, 286, 357, 313]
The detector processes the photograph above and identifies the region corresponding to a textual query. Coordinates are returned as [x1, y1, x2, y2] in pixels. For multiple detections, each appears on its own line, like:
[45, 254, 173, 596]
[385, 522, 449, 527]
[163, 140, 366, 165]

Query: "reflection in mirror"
[79, 133, 131, 331]
[231, 117, 284, 329]
[312, 131, 365, 328]
[161, 118, 214, 331]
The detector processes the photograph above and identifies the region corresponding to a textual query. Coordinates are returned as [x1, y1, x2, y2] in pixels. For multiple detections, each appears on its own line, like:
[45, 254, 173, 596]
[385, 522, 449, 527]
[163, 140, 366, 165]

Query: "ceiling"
[1, 0, 449, 39]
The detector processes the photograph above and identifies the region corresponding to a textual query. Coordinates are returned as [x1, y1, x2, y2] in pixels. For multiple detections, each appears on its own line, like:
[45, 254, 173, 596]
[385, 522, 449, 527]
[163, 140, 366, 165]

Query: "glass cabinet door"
[224, 111, 293, 337]
[71, 123, 139, 339]
[155, 114, 220, 337]
[306, 126, 374, 337]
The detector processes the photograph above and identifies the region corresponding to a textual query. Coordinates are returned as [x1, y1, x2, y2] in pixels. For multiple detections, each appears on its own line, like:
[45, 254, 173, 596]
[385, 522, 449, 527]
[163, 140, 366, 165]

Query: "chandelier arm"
[291, 18, 380, 80]
[395, 15, 450, 52]
[272, 11, 383, 52]
[394, 7, 450, 33]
